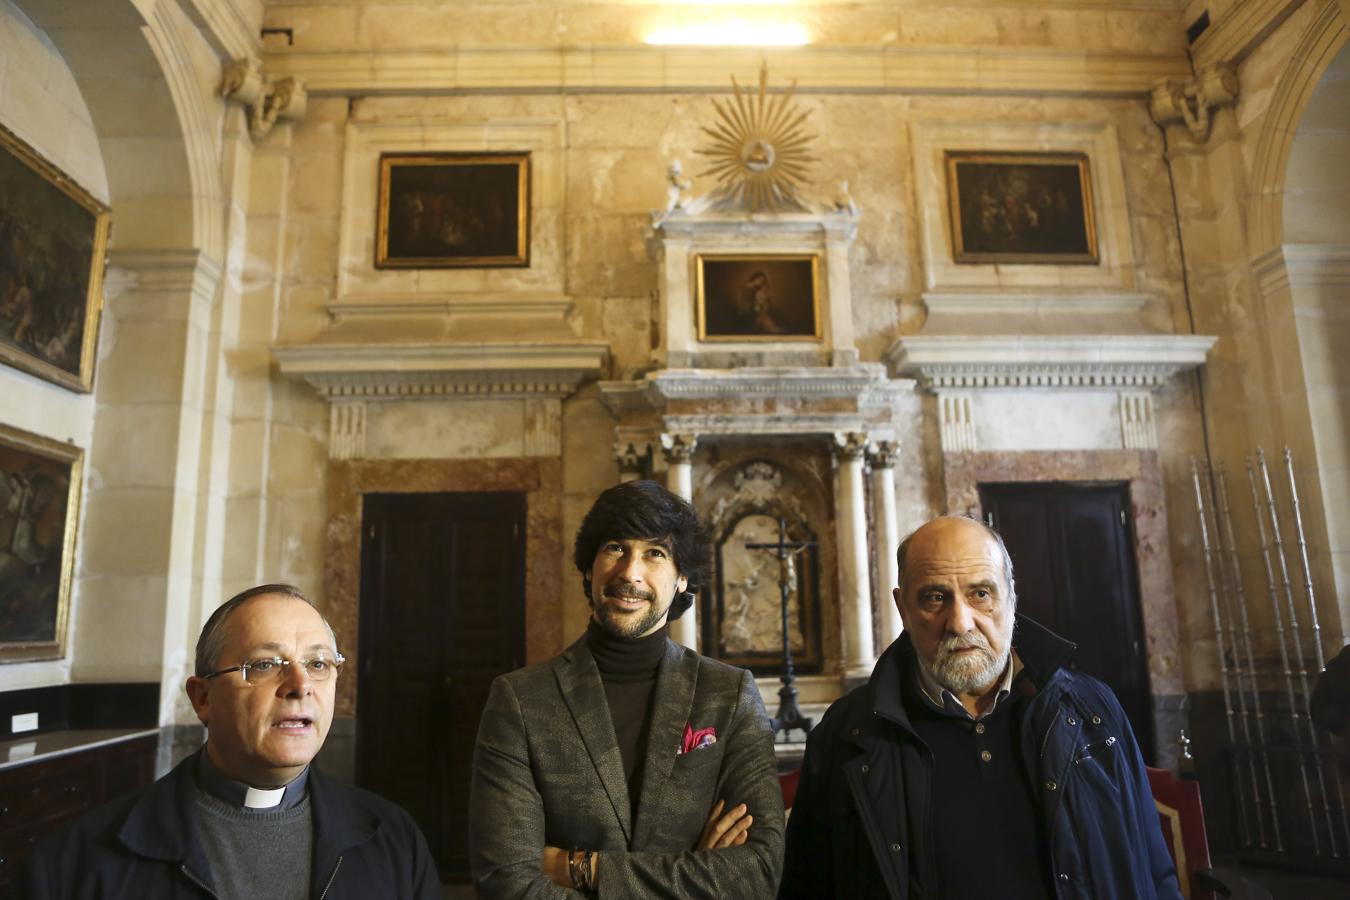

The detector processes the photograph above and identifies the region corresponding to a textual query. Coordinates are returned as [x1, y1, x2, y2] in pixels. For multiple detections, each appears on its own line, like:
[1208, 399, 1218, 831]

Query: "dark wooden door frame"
[980, 480, 1156, 764]
[356, 490, 526, 882]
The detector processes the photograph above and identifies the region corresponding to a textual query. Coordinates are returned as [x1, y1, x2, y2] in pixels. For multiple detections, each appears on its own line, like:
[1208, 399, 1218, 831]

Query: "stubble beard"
[593, 584, 668, 639]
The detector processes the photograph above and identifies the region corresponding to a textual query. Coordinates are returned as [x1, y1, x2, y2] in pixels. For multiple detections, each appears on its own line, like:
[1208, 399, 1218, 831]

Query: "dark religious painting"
[0, 423, 83, 662]
[946, 151, 1098, 264]
[376, 152, 530, 268]
[697, 254, 820, 341]
[0, 123, 111, 392]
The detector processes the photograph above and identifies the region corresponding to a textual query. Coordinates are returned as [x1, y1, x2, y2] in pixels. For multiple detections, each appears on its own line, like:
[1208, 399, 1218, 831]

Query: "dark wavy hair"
[573, 480, 711, 620]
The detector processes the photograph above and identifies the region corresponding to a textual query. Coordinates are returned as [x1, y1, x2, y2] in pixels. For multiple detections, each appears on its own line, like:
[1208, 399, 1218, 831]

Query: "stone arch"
[1246, 0, 1348, 254]
[18, 0, 223, 259]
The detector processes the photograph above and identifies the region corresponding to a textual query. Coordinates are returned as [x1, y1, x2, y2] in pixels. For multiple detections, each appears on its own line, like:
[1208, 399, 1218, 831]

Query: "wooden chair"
[1146, 765, 1230, 899]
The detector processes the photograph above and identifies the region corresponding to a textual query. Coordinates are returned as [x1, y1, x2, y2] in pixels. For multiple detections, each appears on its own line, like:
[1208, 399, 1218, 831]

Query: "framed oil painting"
[0, 423, 83, 663]
[375, 152, 530, 268]
[0, 123, 111, 392]
[945, 151, 1098, 265]
[696, 254, 820, 341]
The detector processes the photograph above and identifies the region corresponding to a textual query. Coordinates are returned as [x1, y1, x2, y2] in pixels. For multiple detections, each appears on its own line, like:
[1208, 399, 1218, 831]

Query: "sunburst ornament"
[696, 63, 817, 212]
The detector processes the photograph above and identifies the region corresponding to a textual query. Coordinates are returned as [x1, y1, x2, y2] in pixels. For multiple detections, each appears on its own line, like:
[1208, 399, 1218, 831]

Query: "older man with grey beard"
[778, 515, 1179, 900]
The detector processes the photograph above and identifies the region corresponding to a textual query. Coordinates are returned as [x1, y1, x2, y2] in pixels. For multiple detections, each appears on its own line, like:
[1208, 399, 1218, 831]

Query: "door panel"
[979, 482, 1155, 764]
[356, 491, 526, 882]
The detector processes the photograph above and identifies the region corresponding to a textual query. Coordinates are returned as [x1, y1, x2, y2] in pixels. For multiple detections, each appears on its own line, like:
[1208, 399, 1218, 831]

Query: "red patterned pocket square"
[678, 722, 717, 755]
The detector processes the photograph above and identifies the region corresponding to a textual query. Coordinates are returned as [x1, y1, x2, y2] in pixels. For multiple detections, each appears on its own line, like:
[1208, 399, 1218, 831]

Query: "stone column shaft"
[661, 433, 699, 651]
[835, 433, 875, 679]
[870, 442, 902, 648]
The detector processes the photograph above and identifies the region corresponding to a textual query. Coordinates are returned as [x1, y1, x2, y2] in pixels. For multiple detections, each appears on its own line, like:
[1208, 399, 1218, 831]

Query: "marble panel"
[365, 399, 529, 460]
[324, 457, 561, 716]
[974, 391, 1123, 453]
[942, 449, 1184, 705]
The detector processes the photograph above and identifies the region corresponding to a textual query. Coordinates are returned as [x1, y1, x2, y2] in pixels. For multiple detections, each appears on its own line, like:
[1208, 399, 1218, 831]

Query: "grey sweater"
[196, 789, 313, 900]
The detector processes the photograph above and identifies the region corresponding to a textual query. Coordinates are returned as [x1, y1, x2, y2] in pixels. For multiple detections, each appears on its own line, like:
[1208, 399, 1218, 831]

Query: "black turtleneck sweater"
[587, 619, 668, 815]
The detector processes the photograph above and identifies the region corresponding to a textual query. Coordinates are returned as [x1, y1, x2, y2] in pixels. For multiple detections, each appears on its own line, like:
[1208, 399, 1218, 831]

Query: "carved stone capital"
[615, 440, 652, 477]
[1149, 65, 1237, 143]
[833, 431, 869, 461]
[868, 440, 899, 469]
[221, 58, 308, 141]
[659, 433, 698, 464]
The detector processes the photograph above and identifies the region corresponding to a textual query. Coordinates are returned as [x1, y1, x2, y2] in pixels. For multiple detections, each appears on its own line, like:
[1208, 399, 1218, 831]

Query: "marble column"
[869, 441, 902, 649]
[834, 432, 875, 680]
[661, 433, 699, 651]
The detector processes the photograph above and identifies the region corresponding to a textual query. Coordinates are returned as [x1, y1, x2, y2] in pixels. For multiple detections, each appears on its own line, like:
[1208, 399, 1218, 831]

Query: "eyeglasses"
[202, 652, 345, 685]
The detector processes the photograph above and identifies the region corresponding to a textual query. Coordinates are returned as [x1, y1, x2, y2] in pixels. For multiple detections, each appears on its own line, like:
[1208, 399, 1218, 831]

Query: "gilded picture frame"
[696, 254, 820, 341]
[0, 423, 83, 663]
[0, 122, 111, 392]
[375, 152, 530, 269]
[945, 151, 1098, 265]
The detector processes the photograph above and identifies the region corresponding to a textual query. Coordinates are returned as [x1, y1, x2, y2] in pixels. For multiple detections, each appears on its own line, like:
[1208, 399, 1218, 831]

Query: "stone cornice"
[600, 365, 915, 411]
[273, 341, 609, 399]
[1191, 0, 1308, 70]
[263, 45, 1190, 98]
[885, 334, 1216, 389]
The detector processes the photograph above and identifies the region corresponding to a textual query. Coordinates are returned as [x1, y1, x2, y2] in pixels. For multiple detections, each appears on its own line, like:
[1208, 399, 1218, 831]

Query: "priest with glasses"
[26, 583, 442, 899]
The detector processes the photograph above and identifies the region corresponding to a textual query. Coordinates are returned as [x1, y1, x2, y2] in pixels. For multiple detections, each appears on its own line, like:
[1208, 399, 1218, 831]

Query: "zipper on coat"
[318, 855, 343, 899]
[180, 864, 220, 899]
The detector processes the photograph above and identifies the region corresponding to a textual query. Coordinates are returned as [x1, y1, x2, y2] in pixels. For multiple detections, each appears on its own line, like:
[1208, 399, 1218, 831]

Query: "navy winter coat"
[24, 751, 442, 899]
[779, 616, 1181, 900]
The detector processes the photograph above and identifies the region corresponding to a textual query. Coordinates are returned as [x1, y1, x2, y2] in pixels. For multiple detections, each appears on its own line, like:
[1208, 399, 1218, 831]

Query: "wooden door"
[979, 482, 1155, 764]
[356, 492, 526, 882]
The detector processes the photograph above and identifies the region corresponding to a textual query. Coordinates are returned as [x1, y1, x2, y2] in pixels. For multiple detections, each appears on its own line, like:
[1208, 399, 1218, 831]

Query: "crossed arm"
[469, 671, 784, 899]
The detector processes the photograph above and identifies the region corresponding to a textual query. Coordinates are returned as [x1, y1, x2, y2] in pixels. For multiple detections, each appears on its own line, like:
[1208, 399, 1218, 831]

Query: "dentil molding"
[885, 334, 1216, 389]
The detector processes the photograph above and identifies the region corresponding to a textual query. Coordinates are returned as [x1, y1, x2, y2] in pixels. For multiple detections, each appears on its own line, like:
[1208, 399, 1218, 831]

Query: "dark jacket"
[24, 752, 442, 899]
[469, 634, 784, 899]
[779, 616, 1181, 900]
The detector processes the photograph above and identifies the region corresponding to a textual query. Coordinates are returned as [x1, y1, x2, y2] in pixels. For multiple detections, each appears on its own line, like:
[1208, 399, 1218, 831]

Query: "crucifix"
[745, 517, 815, 739]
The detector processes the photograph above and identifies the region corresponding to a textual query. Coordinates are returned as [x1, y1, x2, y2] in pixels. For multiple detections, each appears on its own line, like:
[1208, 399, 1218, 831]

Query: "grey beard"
[925, 631, 1011, 695]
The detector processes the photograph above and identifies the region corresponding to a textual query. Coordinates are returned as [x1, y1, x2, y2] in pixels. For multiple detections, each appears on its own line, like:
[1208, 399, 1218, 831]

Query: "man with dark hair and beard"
[780, 515, 1179, 900]
[469, 479, 783, 899]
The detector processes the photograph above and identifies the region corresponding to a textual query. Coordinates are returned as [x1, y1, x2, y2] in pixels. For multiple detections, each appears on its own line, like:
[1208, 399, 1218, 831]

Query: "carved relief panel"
[699, 448, 835, 675]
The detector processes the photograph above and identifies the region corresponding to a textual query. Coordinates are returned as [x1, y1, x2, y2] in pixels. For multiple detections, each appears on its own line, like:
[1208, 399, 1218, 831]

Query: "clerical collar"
[587, 618, 668, 682]
[196, 747, 310, 811]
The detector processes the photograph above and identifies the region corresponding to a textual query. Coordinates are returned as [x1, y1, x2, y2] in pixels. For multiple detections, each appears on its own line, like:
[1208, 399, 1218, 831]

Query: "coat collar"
[858, 613, 1076, 742]
[631, 637, 699, 846]
[116, 748, 379, 883]
[553, 629, 699, 847]
[554, 632, 634, 843]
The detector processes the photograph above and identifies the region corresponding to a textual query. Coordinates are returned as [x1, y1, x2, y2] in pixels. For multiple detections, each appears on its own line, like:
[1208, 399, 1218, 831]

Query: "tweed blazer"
[469, 632, 784, 899]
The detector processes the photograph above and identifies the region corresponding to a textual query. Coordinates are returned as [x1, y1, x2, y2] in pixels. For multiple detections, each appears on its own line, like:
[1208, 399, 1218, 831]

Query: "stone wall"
[0, 0, 107, 690]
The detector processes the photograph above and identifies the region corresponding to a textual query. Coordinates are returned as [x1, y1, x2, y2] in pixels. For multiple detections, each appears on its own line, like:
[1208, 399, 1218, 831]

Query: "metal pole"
[1283, 447, 1349, 852]
[1216, 462, 1282, 850]
[1191, 459, 1254, 847]
[1204, 461, 1263, 847]
[1257, 448, 1338, 855]
[1248, 455, 1321, 854]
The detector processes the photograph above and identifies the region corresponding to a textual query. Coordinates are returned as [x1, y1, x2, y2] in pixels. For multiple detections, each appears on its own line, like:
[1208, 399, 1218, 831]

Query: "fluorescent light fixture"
[645, 19, 810, 46]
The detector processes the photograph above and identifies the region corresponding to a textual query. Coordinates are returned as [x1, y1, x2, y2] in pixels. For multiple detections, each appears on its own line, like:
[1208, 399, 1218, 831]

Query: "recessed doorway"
[979, 481, 1155, 763]
[356, 491, 526, 882]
